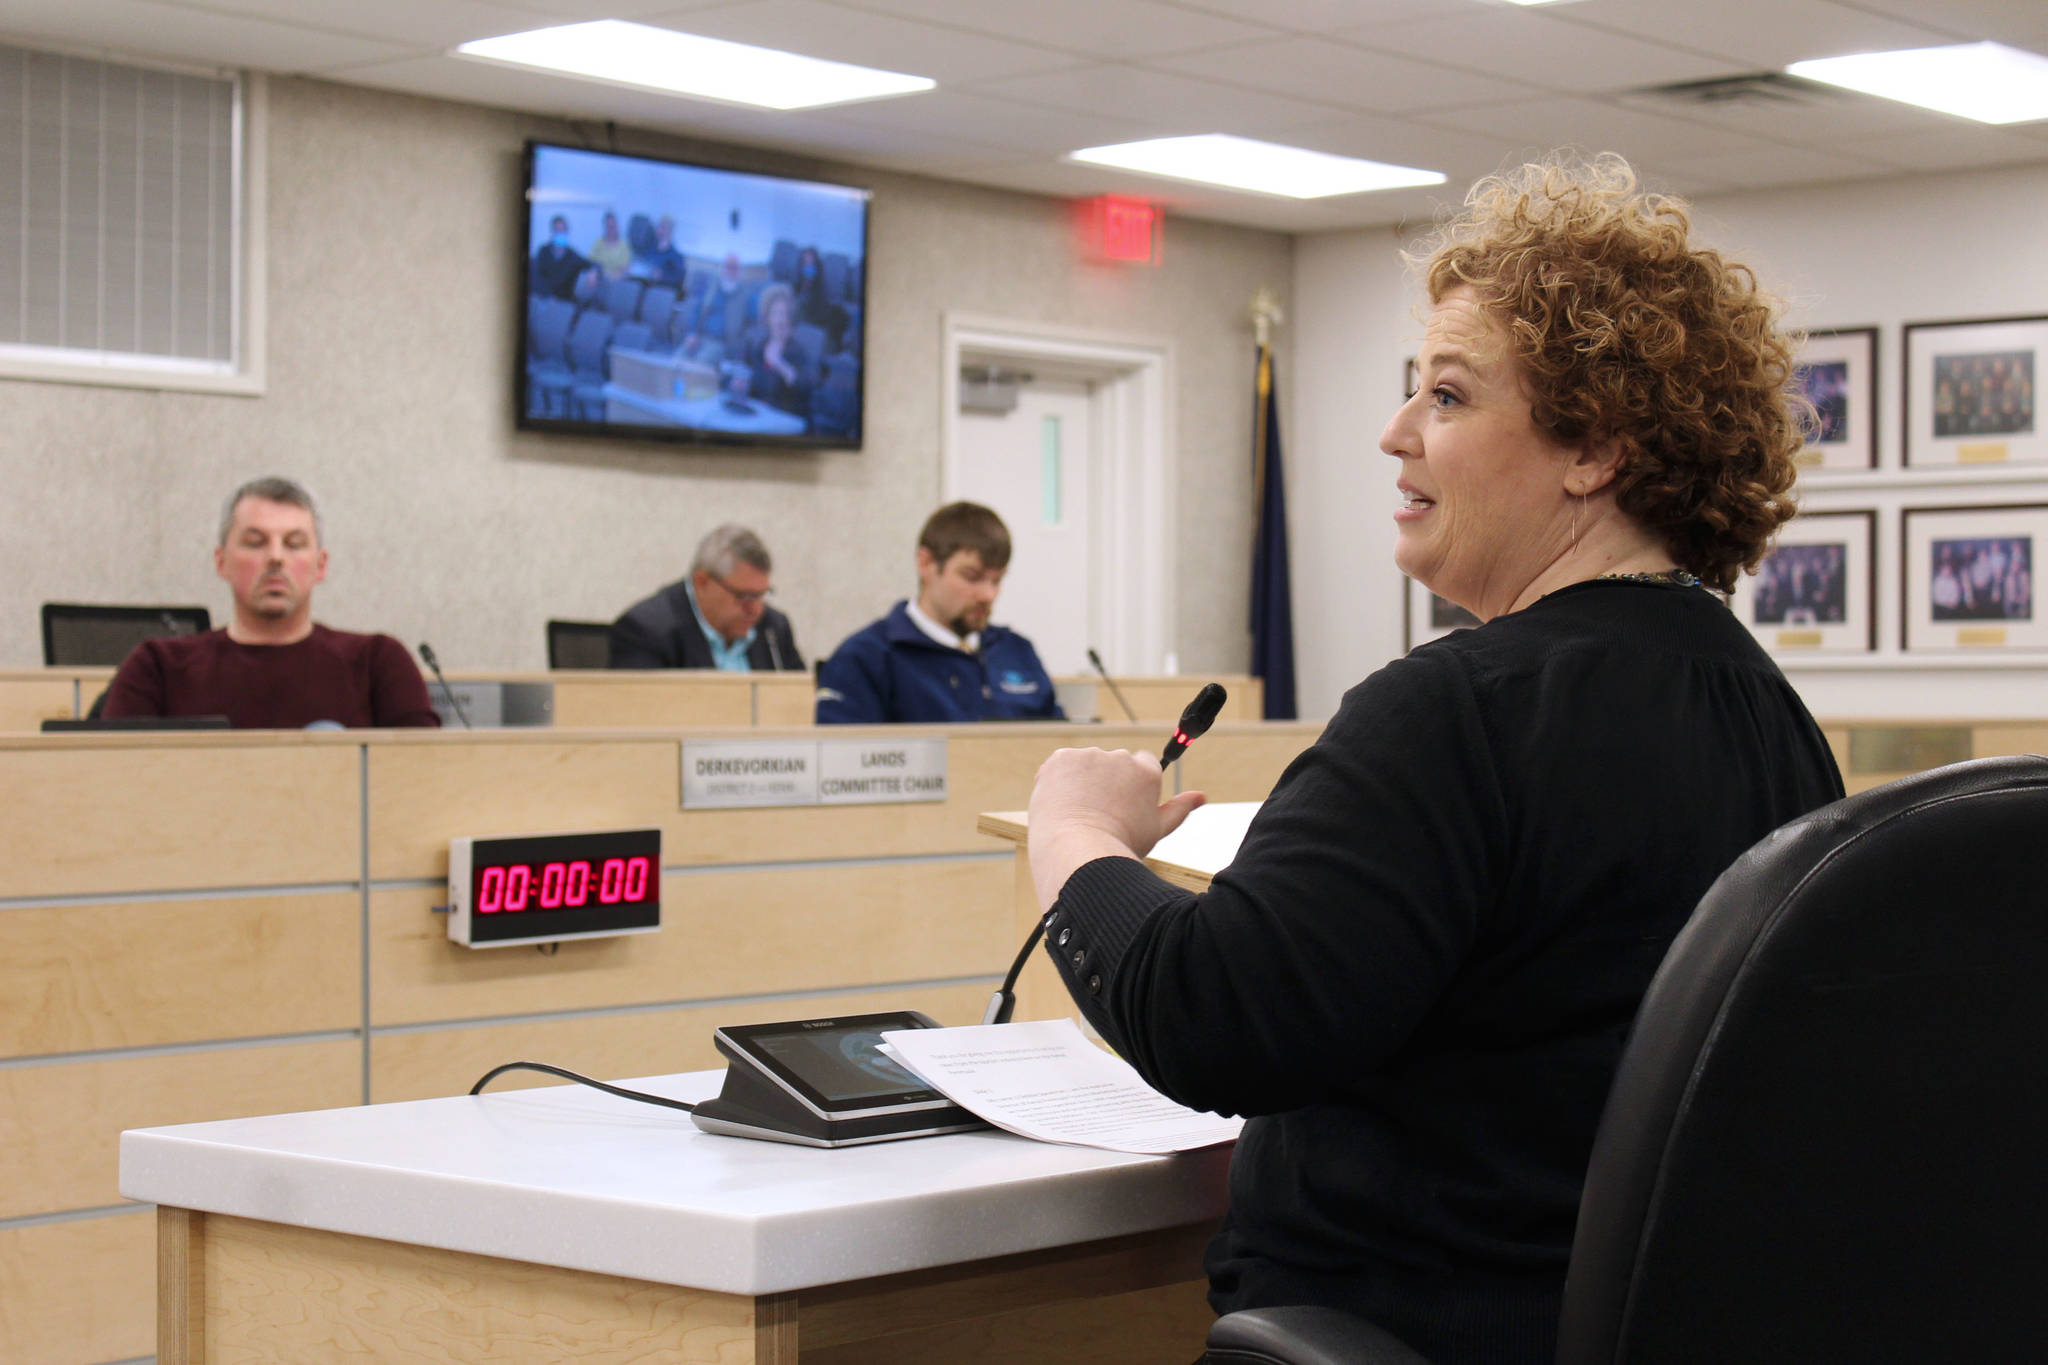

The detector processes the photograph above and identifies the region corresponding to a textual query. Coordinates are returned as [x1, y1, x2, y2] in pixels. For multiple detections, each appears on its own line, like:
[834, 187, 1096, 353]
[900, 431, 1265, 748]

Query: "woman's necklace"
[1597, 569, 1702, 587]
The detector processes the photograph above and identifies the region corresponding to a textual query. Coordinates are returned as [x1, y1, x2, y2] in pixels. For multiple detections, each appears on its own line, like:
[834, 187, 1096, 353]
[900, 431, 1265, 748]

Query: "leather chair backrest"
[1558, 754, 2048, 1364]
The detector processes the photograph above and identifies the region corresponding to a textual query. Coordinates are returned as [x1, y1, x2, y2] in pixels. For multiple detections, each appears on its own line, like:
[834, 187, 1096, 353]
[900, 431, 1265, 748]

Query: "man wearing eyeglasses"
[608, 525, 805, 671]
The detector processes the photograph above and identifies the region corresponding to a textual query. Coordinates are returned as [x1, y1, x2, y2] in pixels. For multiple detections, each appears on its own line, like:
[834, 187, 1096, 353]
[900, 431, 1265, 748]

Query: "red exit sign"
[1076, 195, 1162, 265]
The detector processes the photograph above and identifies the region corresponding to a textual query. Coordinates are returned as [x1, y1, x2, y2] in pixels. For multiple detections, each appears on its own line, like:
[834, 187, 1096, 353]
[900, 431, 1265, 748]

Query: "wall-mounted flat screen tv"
[519, 141, 868, 449]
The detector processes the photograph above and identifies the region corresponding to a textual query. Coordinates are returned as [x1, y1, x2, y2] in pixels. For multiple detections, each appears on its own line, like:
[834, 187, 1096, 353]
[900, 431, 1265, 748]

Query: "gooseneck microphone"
[417, 642, 472, 730]
[983, 682, 1228, 1025]
[1160, 682, 1227, 768]
[1086, 648, 1138, 724]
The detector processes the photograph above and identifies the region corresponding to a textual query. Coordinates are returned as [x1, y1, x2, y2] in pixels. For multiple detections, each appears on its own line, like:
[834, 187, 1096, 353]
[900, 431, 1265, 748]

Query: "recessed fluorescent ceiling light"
[455, 20, 935, 111]
[1068, 135, 1445, 199]
[1788, 42, 2048, 124]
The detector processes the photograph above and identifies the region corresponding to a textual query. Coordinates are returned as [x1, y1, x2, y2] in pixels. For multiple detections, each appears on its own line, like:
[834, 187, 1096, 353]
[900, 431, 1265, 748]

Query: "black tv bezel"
[516, 139, 870, 452]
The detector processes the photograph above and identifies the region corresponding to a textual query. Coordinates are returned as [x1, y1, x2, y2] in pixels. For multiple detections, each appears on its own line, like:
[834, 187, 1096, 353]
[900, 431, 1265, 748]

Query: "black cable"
[468, 1061, 696, 1113]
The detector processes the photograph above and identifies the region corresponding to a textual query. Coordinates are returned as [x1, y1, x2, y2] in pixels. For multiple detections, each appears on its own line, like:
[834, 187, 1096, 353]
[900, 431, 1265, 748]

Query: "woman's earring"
[1570, 492, 1583, 553]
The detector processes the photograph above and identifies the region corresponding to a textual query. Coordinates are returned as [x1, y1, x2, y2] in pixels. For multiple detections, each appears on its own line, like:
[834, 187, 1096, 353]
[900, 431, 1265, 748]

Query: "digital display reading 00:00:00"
[475, 856, 653, 913]
[451, 828, 662, 947]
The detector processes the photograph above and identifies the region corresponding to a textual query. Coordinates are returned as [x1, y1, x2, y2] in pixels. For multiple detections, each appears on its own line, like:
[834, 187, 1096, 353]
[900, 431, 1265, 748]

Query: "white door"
[954, 378, 1095, 676]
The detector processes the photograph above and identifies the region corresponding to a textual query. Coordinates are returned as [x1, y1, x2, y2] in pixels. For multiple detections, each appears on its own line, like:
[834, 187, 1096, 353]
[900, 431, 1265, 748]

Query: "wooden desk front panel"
[0, 892, 358, 1058]
[366, 728, 1145, 880]
[369, 980, 994, 1103]
[0, 1209, 154, 1365]
[370, 859, 1009, 1026]
[553, 675, 756, 728]
[0, 1040, 359, 1220]
[0, 743, 359, 897]
[0, 676, 77, 731]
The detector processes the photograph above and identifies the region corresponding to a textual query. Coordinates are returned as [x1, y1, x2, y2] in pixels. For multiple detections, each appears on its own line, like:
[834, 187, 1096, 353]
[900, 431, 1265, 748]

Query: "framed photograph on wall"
[1792, 327, 1877, 472]
[1904, 315, 2048, 468]
[1901, 504, 2046, 651]
[1738, 510, 1875, 653]
[1404, 578, 1480, 650]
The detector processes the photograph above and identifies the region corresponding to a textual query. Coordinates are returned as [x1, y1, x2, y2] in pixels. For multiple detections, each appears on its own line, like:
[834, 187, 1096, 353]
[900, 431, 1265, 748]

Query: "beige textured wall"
[0, 77, 1292, 673]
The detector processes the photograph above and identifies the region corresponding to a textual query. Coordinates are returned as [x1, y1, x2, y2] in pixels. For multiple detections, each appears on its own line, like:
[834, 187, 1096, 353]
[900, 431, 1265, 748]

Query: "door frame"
[940, 313, 1175, 674]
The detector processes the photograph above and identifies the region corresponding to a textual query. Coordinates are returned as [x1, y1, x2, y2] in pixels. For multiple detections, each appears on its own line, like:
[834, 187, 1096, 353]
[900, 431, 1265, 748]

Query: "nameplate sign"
[682, 740, 819, 809]
[681, 739, 950, 809]
[818, 738, 949, 805]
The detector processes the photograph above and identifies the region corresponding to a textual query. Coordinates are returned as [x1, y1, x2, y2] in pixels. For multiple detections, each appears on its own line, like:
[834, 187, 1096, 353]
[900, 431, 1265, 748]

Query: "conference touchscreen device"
[690, 1011, 986, 1148]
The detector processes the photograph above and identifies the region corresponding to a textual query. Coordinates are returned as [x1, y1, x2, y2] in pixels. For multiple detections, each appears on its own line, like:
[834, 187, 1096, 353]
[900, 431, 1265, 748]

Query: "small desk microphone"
[1086, 648, 1138, 723]
[417, 642, 472, 730]
[983, 681, 1228, 1025]
[1160, 682, 1227, 769]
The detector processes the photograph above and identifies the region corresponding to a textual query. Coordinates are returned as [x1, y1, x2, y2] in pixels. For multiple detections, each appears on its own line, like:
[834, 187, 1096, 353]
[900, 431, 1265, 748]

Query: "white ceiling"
[7, 0, 2048, 232]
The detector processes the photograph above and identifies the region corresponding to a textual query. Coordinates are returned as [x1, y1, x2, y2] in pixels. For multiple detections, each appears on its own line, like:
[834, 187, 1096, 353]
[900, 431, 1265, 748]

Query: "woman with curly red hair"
[1024, 155, 1845, 1364]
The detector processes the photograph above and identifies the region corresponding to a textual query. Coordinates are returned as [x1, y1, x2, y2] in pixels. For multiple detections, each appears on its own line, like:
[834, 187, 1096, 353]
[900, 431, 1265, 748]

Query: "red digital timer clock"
[447, 829, 662, 948]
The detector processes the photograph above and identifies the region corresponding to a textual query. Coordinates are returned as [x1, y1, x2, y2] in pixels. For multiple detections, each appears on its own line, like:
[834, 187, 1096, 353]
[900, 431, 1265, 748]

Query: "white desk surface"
[121, 1069, 1230, 1296]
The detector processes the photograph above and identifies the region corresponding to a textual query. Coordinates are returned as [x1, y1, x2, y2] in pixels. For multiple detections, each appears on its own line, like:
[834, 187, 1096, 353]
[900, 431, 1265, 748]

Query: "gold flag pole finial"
[1249, 287, 1285, 351]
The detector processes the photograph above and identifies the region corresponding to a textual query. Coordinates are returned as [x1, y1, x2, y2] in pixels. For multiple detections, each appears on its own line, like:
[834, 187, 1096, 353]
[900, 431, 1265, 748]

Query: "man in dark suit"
[609, 525, 804, 671]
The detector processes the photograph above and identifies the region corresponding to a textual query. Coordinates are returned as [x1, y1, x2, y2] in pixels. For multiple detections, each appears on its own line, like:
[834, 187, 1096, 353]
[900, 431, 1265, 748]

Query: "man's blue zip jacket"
[815, 601, 1064, 723]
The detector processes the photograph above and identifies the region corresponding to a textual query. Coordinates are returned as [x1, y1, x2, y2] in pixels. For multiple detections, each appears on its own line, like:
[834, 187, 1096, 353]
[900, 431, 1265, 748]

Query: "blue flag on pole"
[1251, 343, 1297, 720]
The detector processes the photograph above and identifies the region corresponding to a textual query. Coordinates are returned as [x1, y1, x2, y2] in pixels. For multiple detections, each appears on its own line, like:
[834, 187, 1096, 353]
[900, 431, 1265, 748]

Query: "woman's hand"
[1027, 747, 1205, 911]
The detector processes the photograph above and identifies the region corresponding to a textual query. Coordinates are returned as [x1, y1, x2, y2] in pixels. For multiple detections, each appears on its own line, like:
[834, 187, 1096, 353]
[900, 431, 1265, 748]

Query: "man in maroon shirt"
[102, 477, 440, 728]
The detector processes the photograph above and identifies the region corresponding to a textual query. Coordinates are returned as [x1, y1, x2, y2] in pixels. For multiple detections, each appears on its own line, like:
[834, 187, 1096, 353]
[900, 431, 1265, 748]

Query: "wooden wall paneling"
[1971, 723, 2048, 761]
[0, 1039, 360, 1219]
[1085, 677, 1263, 724]
[672, 728, 1158, 868]
[371, 858, 1011, 1026]
[367, 739, 685, 880]
[0, 677, 76, 731]
[753, 675, 816, 727]
[0, 892, 359, 1058]
[0, 1209, 156, 1365]
[1174, 723, 1319, 803]
[552, 675, 755, 728]
[366, 726, 1179, 879]
[369, 981, 994, 1103]
[0, 742, 360, 897]
[197, 1214, 768, 1364]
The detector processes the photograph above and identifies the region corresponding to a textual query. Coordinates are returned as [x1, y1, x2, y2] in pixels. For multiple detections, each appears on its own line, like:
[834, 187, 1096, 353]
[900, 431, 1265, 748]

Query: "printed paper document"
[879, 1018, 1242, 1154]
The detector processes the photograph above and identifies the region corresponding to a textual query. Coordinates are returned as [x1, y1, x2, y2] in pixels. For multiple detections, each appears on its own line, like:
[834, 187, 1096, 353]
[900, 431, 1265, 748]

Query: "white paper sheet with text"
[878, 1018, 1242, 1154]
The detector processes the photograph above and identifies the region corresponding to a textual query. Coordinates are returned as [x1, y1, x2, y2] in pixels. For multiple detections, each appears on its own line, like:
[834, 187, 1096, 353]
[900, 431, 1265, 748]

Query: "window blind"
[0, 42, 238, 370]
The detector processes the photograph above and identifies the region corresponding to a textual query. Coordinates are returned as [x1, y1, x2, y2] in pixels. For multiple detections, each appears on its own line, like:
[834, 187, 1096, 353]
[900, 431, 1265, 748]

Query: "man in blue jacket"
[817, 502, 1064, 724]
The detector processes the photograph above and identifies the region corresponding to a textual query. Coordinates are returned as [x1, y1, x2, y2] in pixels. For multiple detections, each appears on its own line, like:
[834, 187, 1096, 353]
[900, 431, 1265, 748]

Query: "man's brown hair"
[918, 501, 1010, 571]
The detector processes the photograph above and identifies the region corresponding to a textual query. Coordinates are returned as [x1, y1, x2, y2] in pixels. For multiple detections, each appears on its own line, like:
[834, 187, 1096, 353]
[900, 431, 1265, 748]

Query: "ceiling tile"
[1557, 0, 1957, 70]
[643, 1, 1083, 83]
[1162, 0, 1446, 36]
[1276, 114, 1545, 181]
[1653, 141, 1903, 194]
[973, 64, 1341, 131]
[1612, 82, 1975, 145]
[1829, 125, 2048, 174]
[0, 0, 413, 72]
[832, 0, 1285, 59]
[1840, 0, 2048, 50]
[162, 0, 548, 50]
[1336, 7, 1746, 96]
[1151, 36, 1544, 115]
[1425, 95, 1781, 166]
[496, 0, 721, 18]
[822, 87, 1166, 153]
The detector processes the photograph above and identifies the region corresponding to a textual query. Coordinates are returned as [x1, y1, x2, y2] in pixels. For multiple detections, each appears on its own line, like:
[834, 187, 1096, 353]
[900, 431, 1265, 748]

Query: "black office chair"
[546, 618, 611, 670]
[1204, 754, 2048, 1365]
[42, 602, 211, 666]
